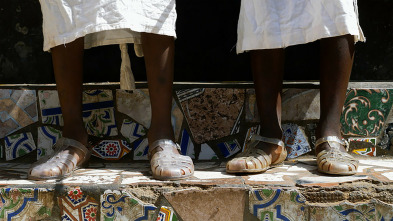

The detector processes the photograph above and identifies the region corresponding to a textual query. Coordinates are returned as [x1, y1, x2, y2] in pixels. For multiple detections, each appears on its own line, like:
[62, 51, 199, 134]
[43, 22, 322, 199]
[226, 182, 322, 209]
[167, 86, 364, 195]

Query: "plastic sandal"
[148, 139, 194, 180]
[226, 134, 287, 173]
[28, 137, 91, 180]
[316, 136, 358, 175]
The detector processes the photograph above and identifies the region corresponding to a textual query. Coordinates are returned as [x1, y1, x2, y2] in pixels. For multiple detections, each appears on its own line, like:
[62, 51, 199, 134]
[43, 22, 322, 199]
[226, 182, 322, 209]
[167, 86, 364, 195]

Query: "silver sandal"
[28, 137, 91, 180]
[316, 136, 358, 175]
[148, 139, 194, 180]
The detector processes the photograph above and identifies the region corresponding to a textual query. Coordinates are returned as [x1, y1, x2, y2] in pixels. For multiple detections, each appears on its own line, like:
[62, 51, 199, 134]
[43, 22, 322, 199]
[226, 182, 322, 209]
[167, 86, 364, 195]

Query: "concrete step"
[0, 155, 392, 220]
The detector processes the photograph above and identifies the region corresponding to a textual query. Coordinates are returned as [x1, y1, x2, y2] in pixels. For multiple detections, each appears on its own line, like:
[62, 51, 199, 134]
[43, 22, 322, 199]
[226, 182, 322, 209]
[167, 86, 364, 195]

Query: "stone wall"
[1, 0, 393, 83]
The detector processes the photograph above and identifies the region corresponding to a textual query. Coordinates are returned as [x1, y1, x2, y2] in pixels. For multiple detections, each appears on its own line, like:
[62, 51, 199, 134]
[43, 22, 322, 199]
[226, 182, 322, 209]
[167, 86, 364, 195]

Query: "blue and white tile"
[37, 126, 62, 160]
[0, 188, 54, 220]
[242, 126, 260, 152]
[0, 89, 38, 138]
[82, 90, 118, 137]
[121, 119, 146, 143]
[179, 129, 195, 159]
[218, 139, 241, 158]
[133, 138, 149, 160]
[199, 143, 218, 160]
[282, 123, 311, 159]
[101, 190, 157, 221]
[5, 132, 36, 161]
[92, 139, 132, 160]
[309, 202, 375, 221]
[249, 189, 308, 220]
[374, 199, 393, 221]
[39, 90, 118, 137]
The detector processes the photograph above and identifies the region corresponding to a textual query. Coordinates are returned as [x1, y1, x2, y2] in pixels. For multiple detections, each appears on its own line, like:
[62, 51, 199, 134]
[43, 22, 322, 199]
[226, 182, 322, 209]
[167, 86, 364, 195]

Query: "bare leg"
[50, 38, 88, 162]
[316, 34, 354, 154]
[251, 49, 285, 162]
[141, 33, 175, 144]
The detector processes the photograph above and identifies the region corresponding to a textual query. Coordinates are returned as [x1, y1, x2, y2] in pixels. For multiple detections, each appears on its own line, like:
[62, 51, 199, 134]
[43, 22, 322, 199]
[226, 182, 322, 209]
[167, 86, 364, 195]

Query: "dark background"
[1, 0, 392, 84]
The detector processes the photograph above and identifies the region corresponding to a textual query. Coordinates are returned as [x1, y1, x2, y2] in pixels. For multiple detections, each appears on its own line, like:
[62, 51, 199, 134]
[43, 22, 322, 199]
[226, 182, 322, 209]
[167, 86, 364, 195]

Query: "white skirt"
[39, 0, 176, 51]
[237, 0, 365, 53]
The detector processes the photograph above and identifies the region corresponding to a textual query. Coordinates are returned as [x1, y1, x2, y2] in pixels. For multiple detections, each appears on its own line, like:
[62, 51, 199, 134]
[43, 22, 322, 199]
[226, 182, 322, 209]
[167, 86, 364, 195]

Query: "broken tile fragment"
[199, 143, 218, 160]
[58, 187, 99, 221]
[218, 139, 241, 158]
[37, 126, 62, 160]
[0, 89, 38, 138]
[5, 132, 36, 161]
[282, 123, 311, 158]
[242, 126, 260, 152]
[92, 139, 132, 160]
[179, 129, 195, 159]
[176, 88, 245, 144]
[121, 119, 146, 143]
[133, 138, 149, 160]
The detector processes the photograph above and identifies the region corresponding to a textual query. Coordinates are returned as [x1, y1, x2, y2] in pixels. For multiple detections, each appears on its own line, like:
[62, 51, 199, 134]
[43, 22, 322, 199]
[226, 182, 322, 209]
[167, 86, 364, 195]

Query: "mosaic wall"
[1, 87, 393, 163]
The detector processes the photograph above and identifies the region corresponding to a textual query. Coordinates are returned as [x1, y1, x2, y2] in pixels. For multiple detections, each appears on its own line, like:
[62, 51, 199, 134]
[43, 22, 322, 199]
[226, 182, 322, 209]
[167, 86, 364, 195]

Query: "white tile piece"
[381, 172, 393, 181]
[121, 176, 162, 184]
[297, 176, 369, 184]
[62, 175, 119, 184]
[359, 160, 393, 168]
[192, 171, 236, 179]
[247, 174, 285, 182]
[199, 143, 218, 160]
[357, 165, 373, 172]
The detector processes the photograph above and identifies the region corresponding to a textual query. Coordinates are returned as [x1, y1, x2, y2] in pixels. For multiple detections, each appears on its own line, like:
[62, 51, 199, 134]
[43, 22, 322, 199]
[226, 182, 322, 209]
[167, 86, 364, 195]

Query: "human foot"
[226, 135, 287, 173]
[28, 137, 91, 180]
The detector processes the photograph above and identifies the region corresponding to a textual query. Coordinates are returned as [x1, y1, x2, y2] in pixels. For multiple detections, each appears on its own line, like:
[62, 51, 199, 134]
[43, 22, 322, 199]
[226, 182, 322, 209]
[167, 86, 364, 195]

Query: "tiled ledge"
[0, 155, 393, 220]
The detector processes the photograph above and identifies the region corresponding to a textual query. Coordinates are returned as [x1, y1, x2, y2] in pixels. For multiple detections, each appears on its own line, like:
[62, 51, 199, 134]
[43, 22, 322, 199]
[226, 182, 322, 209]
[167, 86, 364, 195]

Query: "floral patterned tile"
[176, 88, 245, 144]
[37, 126, 62, 160]
[218, 139, 241, 158]
[120, 119, 146, 144]
[199, 143, 218, 160]
[309, 202, 375, 221]
[133, 138, 149, 160]
[0, 89, 38, 138]
[101, 190, 156, 221]
[0, 188, 54, 220]
[5, 132, 36, 161]
[58, 187, 99, 221]
[39, 90, 118, 137]
[92, 139, 132, 160]
[179, 129, 195, 159]
[249, 189, 308, 220]
[341, 89, 393, 137]
[282, 123, 311, 159]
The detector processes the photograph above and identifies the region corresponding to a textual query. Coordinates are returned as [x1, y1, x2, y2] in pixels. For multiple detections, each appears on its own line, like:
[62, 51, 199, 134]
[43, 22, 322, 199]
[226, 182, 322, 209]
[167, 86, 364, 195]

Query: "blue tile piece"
[218, 139, 241, 158]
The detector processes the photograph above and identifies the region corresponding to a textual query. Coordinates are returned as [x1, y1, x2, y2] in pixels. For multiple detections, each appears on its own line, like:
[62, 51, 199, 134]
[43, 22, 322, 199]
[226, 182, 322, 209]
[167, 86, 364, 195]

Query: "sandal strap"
[248, 134, 284, 149]
[54, 137, 89, 161]
[148, 139, 181, 158]
[315, 136, 349, 151]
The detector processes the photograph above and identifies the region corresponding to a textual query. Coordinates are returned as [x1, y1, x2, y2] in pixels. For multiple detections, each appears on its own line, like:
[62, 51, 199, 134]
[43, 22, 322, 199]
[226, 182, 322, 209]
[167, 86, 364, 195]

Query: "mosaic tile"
[245, 89, 259, 123]
[0, 89, 38, 138]
[282, 123, 311, 158]
[353, 147, 377, 156]
[117, 89, 183, 140]
[0, 188, 54, 220]
[199, 143, 218, 160]
[348, 137, 377, 145]
[120, 119, 146, 143]
[218, 139, 241, 158]
[134, 138, 149, 160]
[5, 132, 36, 161]
[179, 129, 195, 159]
[38, 90, 63, 125]
[92, 139, 132, 160]
[39, 90, 118, 137]
[58, 187, 99, 221]
[116, 89, 151, 128]
[157, 205, 179, 221]
[282, 89, 320, 121]
[375, 199, 393, 221]
[242, 126, 260, 152]
[249, 189, 308, 220]
[101, 190, 156, 221]
[341, 89, 393, 137]
[309, 202, 375, 221]
[37, 126, 62, 160]
[176, 88, 245, 144]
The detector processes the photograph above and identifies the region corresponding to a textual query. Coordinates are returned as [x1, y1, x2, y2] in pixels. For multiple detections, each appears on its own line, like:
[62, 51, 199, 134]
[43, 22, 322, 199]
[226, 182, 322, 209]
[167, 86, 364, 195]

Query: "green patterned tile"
[341, 89, 393, 137]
